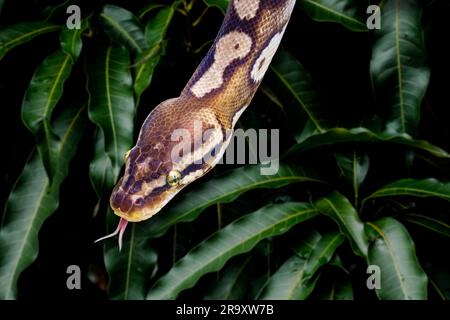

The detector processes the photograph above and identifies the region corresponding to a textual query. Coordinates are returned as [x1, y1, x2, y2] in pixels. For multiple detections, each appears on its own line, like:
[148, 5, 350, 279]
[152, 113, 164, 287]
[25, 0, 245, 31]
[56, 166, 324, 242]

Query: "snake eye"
[166, 170, 182, 186]
[124, 150, 131, 160]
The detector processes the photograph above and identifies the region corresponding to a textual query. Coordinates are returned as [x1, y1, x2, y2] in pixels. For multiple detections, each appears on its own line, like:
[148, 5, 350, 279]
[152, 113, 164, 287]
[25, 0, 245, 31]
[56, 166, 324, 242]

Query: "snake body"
[110, 0, 296, 223]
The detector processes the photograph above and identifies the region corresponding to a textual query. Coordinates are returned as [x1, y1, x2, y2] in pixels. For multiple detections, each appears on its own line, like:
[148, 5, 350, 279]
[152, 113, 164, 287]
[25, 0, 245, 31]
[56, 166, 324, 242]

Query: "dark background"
[0, 0, 448, 299]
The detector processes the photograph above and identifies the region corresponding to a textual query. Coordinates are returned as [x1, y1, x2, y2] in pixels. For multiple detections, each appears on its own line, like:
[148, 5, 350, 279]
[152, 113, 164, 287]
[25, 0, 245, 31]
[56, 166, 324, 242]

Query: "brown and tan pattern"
[110, 0, 296, 222]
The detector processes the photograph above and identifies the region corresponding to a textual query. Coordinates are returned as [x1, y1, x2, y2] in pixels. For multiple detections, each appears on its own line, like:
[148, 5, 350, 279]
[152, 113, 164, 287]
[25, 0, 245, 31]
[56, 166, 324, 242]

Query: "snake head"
[109, 98, 227, 223]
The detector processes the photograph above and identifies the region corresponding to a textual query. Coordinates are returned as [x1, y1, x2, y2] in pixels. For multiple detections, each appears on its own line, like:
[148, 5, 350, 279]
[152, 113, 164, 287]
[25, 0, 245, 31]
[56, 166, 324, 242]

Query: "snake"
[96, 0, 296, 249]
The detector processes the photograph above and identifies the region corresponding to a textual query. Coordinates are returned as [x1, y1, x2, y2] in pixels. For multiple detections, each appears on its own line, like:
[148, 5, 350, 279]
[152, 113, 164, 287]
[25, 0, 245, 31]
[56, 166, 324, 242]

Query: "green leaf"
[336, 151, 369, 207]
[138, 4, 167, 21]
[285, 127, 450, 159]
[298, 0, 367, 32]
[104, 212, 158, 300]
[366, 217, 428, 300]
[21, 50, 74, 180]
[260, 85, 283, 109]
[133, 51, 160, 102]
[41, 0, 70, 22]
[316, 191, 368, 258]
[203, 0, 229, 14]
[147, 202, 319, 299]
[0, 0, 4, 15]
[60, 16, 90, 61]
[259, 231, 344, 300]
[270, 50, 328, 142]
[0, 105, 86, 300]
[0, 22, 60, 60]
[134, 6, 176, 101]
[319, 274, 354, 300]
[370, 0, 430, 134]
[364, 178, 450, 205]
[144, 163, 324, 238]
[336, 152, 369, 189]
[145, 6, 175, 48]
[328, 254, 349, 275]
[204, 255, 251, 300]
[101, 5, 147, 53]
[89, 130, 115, 200]
[303, 232, 344, 275]
[314, 257, 354, 300]
[87, 45, 135, 195]
[403, 213, 450, 238]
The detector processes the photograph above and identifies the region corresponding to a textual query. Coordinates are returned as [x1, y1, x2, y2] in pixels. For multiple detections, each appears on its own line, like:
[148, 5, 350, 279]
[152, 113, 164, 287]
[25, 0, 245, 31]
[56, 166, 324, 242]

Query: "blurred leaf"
[336, 151, 369, 206]
[204, 255, 251, 300]
[144, 163, 324, 238]
[317, 272, 354, 300]
[145, 5, 175, 48]
[89, 130, 115, 200]
[203, 0, 229, 14]
[364, 178, 450, 205]
[104, 212, 158, 300]
[270, 50, 328, 142]
[60, 16, 90, 61]
[101, 5, 147, 53]
[133, 48, 160, 102]
[138, 4, 166, 21]
[366, 217, 428, 299]
[370, 0, 430, 134]
[0, 0, 4, 15]
[21, 50, 74, 180]
[0, 105, 86, 299]
[41, 0, 70, 22]
[134, 6, 176, 101]
[87, 45, 135, 196]
[0, 22, 59, 60]
[250, 271, 271, 300]
[147, 202, 319, 299]
[316, 191, 368, 258]
[285, 127, 450, 159]
[328, 254, 349, 275]
[259, 231, 344, 299]
[260, 85, 283, 109]
[258, 231, 322, 300]
[403, 213, 450, 238]
[298, 0, 367, 32]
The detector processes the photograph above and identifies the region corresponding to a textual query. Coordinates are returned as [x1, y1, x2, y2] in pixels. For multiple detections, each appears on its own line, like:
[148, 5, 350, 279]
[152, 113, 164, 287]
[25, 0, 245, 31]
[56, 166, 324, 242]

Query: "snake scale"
[97, 0, 296, 248]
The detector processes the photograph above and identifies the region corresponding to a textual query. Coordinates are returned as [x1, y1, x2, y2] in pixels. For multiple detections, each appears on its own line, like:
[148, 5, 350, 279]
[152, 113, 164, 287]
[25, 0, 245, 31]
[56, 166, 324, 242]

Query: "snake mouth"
[111, 208, 147, 222]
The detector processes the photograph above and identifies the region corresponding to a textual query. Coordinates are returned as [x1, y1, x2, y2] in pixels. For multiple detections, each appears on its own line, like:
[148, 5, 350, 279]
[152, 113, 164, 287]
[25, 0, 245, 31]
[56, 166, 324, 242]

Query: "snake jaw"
[94, 217, 128, 251]
[111, 185, 182, 222]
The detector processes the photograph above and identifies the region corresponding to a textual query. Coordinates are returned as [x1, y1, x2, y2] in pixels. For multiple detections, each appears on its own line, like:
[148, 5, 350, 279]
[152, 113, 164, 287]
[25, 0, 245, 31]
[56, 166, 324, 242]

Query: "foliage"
[1, 0, 449, 300]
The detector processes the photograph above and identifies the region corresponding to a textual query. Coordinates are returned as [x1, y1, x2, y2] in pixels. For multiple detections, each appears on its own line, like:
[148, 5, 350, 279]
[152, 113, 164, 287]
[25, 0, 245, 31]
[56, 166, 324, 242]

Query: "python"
[96, 0, 296, 249]
[169, 119, 279, 174]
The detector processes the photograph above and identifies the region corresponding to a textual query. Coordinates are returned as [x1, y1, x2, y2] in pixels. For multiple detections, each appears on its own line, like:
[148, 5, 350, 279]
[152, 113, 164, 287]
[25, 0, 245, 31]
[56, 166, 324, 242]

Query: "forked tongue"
[94, 217, 129, 251]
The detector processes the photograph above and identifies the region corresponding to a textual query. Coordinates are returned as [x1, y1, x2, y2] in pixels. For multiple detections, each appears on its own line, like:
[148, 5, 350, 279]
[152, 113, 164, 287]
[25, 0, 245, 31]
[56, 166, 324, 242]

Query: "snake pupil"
[167, 170, 181, 186]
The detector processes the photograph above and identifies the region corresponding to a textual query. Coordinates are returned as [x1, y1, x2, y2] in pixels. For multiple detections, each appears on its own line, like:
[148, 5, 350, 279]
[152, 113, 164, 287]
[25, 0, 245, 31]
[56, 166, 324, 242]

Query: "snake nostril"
[121, 198, 133, 212]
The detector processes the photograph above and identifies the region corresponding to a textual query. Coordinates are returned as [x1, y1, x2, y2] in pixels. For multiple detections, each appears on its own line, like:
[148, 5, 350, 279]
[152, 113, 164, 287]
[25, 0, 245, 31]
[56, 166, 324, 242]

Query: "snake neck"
[180, 0, 296, 129]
